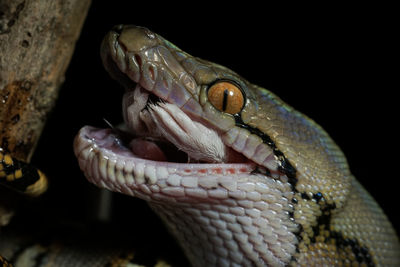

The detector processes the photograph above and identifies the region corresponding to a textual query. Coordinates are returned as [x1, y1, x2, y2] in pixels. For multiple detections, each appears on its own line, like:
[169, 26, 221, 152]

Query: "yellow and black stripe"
[0, 255, 12, 267]
[0, 152, 47, 197]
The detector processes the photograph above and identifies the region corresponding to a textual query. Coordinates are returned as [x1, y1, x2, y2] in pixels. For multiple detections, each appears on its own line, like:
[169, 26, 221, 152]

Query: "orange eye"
[207, 81, 244, 114]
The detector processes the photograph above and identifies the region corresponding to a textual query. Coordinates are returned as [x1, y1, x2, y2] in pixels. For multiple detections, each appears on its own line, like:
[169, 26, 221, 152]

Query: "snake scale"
[72, 25, 400, 266]
[0, 152, 48, 197]
[1, 25, 399, 266]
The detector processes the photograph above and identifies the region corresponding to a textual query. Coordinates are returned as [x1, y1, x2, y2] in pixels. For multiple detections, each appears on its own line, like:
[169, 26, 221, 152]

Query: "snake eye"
[207, 81, 244, 115]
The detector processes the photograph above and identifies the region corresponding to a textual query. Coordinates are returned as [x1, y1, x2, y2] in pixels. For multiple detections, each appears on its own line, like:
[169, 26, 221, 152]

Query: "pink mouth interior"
[80, 126, 257, 178]
[85, 124, 250, 166]
[129, 138, 167, 161]
[86, 127, 192, 163]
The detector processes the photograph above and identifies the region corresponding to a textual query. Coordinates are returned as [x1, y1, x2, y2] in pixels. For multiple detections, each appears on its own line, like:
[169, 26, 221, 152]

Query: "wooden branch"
[0, 0, 91, 162]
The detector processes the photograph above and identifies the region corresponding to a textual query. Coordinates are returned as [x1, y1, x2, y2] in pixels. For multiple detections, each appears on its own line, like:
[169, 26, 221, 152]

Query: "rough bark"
[0, 0, 91, 162]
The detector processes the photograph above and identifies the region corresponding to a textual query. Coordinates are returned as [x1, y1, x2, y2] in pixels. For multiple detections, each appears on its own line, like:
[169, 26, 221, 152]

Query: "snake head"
[94, 25, 351, 203]
[73, 25, 366, 266]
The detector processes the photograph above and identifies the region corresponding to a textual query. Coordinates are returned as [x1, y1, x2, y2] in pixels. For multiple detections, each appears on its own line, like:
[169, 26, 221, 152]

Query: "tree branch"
[0, 0, 91, 162]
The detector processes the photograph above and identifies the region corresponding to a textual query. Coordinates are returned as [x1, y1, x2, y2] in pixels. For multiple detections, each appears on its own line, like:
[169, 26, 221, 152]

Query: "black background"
[6, 2, 397, 265]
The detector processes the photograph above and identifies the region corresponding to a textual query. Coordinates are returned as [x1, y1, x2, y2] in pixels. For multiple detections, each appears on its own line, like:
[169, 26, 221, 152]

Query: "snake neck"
[148, 175, 299, 267]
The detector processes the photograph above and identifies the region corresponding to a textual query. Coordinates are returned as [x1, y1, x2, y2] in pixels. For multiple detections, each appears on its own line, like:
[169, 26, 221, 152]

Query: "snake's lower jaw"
[73, 126, 257, 203]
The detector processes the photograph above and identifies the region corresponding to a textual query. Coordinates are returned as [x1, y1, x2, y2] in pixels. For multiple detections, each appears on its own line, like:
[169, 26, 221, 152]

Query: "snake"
[0, 152, 48, 197]
[0, 255, 11, 267]
[0, 152, 48, 267]
[73, 25, 400, 266]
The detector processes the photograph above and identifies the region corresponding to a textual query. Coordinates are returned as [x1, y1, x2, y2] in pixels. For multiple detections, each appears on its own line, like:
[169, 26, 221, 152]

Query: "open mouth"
[73, 26, 262, 196]
[74, 117, 257, 199]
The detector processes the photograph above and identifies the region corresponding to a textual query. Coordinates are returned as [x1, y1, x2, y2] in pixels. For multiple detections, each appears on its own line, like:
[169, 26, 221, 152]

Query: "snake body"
[0, 255, 11, 267]
[0, 152, 48, 197]
[73, 25, 400, 266]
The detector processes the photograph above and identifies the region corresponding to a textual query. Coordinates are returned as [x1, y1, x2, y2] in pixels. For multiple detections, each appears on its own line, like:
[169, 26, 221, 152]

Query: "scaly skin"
[74, 25, 400, 266]
[0, 255, 12, 267]
[0, 152, 48, 197]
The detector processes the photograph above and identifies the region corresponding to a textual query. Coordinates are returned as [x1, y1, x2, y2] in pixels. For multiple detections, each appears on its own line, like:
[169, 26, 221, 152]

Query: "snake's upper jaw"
[101, 25, 201, 111]
[98, 26, 241, 164]
[86, 25, 246, 166]
[100, 25, 162, 88]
